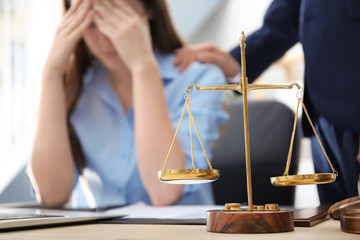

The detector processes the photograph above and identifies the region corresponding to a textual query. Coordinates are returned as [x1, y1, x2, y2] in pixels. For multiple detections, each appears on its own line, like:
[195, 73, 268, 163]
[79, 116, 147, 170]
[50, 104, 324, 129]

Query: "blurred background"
[0, 0, 316, 208]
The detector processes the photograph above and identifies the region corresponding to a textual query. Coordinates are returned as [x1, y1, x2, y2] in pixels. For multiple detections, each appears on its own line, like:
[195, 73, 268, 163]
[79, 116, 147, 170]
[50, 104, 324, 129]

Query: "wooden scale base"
[207, 209, 294, 233]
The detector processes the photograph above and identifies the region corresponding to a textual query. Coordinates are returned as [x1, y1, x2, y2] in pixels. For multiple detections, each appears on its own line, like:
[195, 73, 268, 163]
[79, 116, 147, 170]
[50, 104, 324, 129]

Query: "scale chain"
[161, 93, 189, 171]
[161, 87, 214, 171]
[300, 99, 338, 176]
[282, 88, 338, 177]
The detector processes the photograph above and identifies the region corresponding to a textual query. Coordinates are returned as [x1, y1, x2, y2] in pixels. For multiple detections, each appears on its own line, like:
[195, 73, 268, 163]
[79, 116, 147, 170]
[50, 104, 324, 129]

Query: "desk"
[0, 220, 358, 240]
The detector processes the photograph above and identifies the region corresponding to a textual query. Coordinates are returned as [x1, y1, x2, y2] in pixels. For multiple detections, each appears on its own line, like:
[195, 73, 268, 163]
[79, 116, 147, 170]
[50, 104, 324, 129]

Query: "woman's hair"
[63, 0, 184, 173]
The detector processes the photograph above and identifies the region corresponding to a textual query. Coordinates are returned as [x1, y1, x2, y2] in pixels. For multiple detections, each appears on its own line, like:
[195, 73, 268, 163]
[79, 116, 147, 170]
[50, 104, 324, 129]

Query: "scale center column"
[239, 32, 253, 210]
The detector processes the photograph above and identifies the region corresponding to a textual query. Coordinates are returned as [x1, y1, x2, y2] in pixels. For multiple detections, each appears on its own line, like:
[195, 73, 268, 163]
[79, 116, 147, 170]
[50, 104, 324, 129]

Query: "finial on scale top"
[240, 31, 246, 48]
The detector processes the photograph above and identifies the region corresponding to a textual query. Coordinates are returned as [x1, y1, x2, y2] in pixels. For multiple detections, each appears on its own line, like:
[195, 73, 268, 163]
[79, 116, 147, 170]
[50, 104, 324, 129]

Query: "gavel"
[329, 196, 360, 220]
[328, 196, 360, 234]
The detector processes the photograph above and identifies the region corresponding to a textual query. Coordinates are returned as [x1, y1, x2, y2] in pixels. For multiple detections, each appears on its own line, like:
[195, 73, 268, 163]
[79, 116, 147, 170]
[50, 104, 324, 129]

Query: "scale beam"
[191, 84, 241, 92]
[247, 83, 301, 91]
[190, 82, 301, 93]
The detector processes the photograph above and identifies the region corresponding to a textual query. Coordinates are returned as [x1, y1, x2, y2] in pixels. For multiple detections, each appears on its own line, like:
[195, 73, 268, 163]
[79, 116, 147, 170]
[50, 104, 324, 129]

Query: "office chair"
[211, 99, 300, 206]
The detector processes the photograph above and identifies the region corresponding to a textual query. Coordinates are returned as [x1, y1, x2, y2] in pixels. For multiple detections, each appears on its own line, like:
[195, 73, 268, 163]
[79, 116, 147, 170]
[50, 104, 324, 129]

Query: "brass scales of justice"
[158, 32, 338, 234]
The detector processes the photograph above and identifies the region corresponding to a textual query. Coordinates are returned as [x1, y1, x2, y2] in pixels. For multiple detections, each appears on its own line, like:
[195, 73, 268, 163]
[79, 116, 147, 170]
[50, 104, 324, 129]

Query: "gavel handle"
[328, 196, 360, 220]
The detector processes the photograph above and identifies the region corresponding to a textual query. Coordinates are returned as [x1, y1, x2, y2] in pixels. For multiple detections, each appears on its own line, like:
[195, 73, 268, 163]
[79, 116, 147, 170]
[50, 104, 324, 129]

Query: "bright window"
[0, 0, 62, 192]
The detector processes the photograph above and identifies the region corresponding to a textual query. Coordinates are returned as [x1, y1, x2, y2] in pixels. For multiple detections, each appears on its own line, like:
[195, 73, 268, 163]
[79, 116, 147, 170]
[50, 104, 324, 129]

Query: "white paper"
[106, 202, 223, 219]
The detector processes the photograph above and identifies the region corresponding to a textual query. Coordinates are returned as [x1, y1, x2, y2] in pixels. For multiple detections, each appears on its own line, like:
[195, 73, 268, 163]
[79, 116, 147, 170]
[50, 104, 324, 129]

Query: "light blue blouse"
[70, 50, 229, 208]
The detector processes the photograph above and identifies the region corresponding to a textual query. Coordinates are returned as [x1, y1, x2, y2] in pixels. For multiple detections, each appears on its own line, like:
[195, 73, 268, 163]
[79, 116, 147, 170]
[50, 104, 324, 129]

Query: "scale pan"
[270, 173, 336, 186]
[158, 169, 219, 184]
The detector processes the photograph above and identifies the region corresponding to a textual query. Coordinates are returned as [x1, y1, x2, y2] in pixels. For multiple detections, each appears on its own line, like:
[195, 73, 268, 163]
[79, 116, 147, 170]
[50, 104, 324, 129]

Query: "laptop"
[0, 206, 125, 230]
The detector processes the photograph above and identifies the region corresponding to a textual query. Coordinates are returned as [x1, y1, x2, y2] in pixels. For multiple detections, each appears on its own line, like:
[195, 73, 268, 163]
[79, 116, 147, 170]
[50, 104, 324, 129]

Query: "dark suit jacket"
[230, 0, 360, 133]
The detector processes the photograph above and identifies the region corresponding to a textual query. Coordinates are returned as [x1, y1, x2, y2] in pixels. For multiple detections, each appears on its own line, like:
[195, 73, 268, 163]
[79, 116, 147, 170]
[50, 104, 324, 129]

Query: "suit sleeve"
[230, 0, 301, 83]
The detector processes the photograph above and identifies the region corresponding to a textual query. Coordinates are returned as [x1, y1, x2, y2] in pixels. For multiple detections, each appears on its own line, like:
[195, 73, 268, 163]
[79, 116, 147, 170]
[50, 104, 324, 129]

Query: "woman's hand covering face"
[46, 0, 94, 76]
[93, 0, 153, 71]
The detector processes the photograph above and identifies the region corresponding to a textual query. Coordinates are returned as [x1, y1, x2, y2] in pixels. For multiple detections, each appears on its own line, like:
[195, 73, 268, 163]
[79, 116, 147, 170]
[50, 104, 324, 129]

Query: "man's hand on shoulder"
[173, 42, 240, 79]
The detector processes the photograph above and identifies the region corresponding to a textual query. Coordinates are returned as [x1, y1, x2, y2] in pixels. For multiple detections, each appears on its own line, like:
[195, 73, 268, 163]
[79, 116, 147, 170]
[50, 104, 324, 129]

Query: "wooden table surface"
[0, 219, 359, 240]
